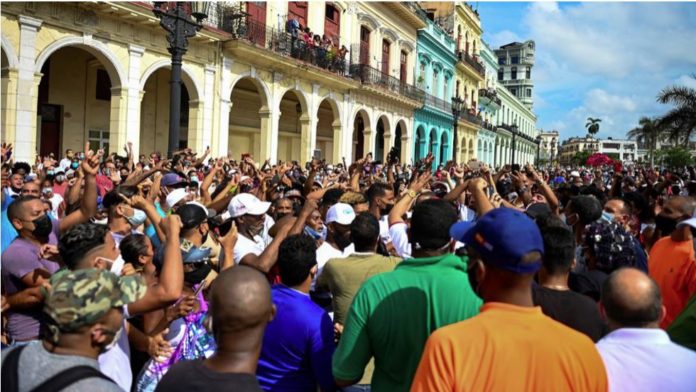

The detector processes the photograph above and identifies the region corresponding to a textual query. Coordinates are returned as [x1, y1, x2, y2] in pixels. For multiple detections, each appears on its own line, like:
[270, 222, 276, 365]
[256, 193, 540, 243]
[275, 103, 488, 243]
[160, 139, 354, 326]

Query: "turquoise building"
[413, 16, 457, 167]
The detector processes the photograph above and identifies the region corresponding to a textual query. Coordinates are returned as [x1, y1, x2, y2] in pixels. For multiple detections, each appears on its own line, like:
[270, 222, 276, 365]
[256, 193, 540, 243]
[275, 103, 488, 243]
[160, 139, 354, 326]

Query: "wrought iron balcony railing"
[349, 64, 425, 103]
[457, 50, 486, 77]
[424, 92, 452, 113]
[460, 110, 482, 126]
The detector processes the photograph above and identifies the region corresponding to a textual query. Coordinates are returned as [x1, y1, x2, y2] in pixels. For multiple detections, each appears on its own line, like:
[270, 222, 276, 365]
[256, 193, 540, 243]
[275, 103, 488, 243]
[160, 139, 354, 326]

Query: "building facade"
[559, 136, 599, 166]
[412, 9, 457, 167]
[494, 40, 534, 110]
[597, 138, 637, 162]
[1, 1, 428, 165]
[538, 129, 559, 164]
[478, 40, 502, 167]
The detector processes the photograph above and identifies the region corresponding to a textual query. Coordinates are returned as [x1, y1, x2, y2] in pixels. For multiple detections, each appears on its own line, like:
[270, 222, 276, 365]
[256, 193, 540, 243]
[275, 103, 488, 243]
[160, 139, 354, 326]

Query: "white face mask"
[102, 325, 123, 352]
[91, 217, 108, 225]
[108, 255, 126, 275]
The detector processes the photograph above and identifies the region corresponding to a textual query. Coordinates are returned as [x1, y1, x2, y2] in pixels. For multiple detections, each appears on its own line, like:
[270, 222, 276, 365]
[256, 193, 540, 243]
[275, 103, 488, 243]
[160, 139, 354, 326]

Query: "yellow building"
[420, 1, 485, 163]
[1, 1, 426, 164]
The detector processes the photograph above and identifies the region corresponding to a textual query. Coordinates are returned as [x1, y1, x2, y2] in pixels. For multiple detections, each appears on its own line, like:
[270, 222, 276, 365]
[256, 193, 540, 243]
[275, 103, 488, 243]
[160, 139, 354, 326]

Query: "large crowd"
[1, 141, 695, 392]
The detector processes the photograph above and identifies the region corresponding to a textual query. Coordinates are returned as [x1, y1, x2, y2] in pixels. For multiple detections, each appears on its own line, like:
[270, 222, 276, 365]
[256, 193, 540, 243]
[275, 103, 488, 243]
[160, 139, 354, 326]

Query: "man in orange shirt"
[649, 197, 696, 328]
[411, 208, 608, 392]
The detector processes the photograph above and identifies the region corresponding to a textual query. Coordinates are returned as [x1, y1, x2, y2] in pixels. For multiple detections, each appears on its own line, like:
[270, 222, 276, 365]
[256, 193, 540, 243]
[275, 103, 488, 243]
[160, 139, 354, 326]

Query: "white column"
[269, 110, 280, 163]
[215, 57, 233, 156]
[309, 83, 320, 156]
[125, 44, 144, 156]
[201, 64, 216, 151]
[14, 15, 43, 163]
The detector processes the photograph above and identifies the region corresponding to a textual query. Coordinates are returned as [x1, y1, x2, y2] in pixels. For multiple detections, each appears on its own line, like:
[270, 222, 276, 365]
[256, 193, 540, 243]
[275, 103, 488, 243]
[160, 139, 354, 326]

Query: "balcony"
[349, 64, 425, 103]
[482, 120, 496, 131]
[424, 92, 452, 114]
[479, 88, 501, 108]
[217, 15, 349, 77]
[457, 50, 486, 78]
[460, 110, 482, 126]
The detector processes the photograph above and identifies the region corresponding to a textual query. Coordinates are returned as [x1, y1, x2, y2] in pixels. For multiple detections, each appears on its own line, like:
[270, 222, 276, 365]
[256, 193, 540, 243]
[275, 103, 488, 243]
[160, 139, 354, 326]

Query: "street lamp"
[451, 96, 464, 163]
[153, 1, 210, 158]
[535, 135, 542, 167]
[511, 123, 518, 165]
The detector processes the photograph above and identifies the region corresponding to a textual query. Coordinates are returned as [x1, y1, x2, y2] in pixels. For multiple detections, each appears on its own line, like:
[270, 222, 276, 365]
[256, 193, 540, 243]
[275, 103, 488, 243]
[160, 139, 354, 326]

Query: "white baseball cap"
[228, 193, 271, 218]
[570, 171, 580, 178]
[166, 188, 188, 209]
[326, 203, 356, 225]
[677, 211, 696, 229]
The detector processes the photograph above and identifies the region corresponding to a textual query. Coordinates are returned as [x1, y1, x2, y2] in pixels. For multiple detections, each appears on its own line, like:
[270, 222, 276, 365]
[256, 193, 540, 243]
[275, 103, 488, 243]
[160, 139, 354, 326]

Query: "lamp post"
[451, 96, 464, 164]
[152, 2, 210, 158]
[511, 123, 518, 165]
[535, 135, 542, 167]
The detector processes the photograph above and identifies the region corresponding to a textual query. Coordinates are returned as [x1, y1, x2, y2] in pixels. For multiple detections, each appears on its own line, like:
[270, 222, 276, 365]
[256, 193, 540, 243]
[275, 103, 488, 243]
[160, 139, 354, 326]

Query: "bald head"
[601, 268, 663, 328]
[209, 265, 274, 337]
[666, 196, 696, 218]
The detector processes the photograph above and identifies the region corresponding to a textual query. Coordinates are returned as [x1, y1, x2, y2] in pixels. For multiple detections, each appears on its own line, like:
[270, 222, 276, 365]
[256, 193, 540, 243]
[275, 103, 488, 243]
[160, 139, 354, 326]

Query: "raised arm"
[389, 172, 431, 226]
[59, 143, 99, 233]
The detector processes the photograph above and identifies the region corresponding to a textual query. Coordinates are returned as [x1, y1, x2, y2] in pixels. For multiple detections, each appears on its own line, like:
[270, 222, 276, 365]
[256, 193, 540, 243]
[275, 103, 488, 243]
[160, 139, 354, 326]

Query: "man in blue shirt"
[257, 234, 336, 392]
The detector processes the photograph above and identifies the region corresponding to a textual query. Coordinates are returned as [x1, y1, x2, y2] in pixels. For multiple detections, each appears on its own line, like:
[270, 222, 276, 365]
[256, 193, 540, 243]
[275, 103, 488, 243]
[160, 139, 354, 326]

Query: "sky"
[474, 1, 696, 141]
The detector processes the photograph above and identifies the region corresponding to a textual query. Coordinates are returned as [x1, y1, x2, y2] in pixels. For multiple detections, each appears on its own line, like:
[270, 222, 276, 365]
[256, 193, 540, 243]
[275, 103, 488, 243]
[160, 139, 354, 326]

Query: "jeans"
[341, 385, 371, 392]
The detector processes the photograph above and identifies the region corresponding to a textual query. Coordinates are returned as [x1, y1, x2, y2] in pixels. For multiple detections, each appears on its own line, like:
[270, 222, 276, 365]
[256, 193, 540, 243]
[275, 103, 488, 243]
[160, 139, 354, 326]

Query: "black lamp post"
[152, 2, 210, 158]
[451, 96, 464, 163]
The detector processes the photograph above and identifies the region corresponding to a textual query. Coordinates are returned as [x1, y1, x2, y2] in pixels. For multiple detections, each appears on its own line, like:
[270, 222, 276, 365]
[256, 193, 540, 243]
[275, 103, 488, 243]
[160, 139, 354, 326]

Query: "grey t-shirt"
[1, 341, 122, 392]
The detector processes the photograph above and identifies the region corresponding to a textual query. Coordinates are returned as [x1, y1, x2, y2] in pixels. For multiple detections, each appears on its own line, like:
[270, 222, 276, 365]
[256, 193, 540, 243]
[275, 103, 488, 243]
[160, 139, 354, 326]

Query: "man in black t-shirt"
[533, 217, 606, 341]
[155, 266, 276, 392]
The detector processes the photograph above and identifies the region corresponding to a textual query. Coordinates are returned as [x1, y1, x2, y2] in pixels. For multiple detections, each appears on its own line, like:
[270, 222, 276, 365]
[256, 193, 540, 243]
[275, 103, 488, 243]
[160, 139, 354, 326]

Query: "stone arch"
[380, 27, 398, 44]
[357, 13, 380, 31]
[316, 97, 341, 163]
[375, 114, 391, 162]
[34, 36, 126, 88]
[276, 87, 310, 117]
[414, 125, 426, 160]
[228, 76, 271, 160]
[394, 118, 409, 162]
[352, 108, 371, 160]
[1, 34, 19, 70]
[139, 60, 202, 101]
[226, 73, 270, 110]
[318, 95, 342, 124]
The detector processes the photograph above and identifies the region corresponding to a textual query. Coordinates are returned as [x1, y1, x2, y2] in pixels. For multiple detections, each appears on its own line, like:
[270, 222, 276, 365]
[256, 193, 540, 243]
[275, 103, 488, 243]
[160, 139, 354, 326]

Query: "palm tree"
[657, 74, 696, 143]
[627, 117, 664, 167]
[585, 117, 602, 138]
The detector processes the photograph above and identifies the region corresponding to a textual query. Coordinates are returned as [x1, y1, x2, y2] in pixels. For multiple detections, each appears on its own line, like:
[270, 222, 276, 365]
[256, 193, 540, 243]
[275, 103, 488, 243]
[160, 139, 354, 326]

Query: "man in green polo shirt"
[332, 199, 482, 392]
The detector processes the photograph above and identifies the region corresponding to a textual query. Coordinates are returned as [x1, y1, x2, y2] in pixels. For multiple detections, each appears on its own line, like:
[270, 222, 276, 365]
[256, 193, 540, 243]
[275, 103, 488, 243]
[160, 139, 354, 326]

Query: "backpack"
[1, 345, 115, 392]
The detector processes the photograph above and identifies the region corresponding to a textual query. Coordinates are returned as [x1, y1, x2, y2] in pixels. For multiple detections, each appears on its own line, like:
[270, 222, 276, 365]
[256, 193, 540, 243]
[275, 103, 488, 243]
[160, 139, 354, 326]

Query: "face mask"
[101, 325, 123, 353]
[29, 214, 53, 237]
[304, 226, 323, 240]
[47, 170, 54, 176]
[109, 255, 126, 275]
[42, 187, 52, 196]
[126, 208, 147, 227]
[190, 177, 199, 184]
[71, 162, 79, 170]
[55, 175, 65, 183]
[184, 263, 212, 285]
[91, 217, 108, 225]
[380, 202, 394, 216]
[655, 214, 678, 236]
[601, 211, 614, 223]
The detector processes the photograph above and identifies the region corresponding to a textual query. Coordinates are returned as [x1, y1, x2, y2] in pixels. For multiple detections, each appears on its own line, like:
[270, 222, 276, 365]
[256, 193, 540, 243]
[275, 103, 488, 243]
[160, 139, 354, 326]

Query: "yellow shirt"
[411, 302, 608, 392]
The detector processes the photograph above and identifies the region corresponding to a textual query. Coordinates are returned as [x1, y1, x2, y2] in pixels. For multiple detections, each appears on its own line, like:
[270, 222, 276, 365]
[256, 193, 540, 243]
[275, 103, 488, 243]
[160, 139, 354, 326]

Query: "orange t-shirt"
[411, 303, 608, 392]
[648, 236, 696, 328]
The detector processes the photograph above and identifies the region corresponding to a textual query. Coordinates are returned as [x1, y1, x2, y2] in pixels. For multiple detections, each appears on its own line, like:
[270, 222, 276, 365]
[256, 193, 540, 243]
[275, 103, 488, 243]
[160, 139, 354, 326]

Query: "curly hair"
[583, 220, 636, 273]
[58, 223, 110, 270]
[339, 191, 367, 206]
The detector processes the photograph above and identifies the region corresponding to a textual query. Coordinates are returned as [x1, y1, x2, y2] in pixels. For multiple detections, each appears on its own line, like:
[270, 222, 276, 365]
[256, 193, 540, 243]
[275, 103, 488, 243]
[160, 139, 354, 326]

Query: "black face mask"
[30, 214, 53, 238]
[380, 203, 394, 217]
[655, 214, 679, 236]
[184, 263, 211, 285]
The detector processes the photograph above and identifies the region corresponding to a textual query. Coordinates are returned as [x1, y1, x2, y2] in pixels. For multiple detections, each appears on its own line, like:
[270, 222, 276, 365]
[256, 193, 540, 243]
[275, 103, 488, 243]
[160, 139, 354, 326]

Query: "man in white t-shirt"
[366, 183, 395, 247]
[228, 193, 287, 273]
[42, 186, 64, 218]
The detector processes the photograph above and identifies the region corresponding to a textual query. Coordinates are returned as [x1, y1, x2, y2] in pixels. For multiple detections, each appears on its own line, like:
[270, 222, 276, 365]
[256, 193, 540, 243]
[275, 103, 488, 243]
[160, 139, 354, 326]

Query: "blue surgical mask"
[126, 208, 147, 227]
[601, 211, 614, 223]
[304, 226, 324, 241]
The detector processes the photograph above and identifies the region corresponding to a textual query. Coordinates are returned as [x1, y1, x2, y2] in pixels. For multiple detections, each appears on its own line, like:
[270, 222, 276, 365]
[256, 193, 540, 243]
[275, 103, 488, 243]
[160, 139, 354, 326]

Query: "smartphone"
[511, 164, 521, 173]
[486, 187, 494, 198]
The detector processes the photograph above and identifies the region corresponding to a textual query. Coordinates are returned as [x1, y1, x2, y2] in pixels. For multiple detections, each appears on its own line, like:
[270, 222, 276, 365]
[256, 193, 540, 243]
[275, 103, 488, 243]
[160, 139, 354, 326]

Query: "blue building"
[413, 16, 457, 167]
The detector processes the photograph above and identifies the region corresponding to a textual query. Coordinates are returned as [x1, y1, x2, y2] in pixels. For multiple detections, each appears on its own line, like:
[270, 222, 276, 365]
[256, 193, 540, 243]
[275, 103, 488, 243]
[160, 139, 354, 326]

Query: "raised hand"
[160, 214, 183, 239]
[409, 171, 432, 194]
[81, 143, 101, 177]
[218, 221, 238, 250]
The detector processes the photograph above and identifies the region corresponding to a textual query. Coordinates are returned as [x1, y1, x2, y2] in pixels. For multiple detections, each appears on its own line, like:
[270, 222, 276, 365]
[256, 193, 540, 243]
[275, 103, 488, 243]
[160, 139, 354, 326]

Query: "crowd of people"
[285, 17, 348, 73]
[1, 140, 695, 391]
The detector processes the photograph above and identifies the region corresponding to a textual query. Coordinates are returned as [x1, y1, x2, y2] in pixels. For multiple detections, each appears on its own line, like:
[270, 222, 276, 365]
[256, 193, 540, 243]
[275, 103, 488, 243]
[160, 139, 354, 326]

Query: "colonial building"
[495, 40, 534, 110]
[1, 1, 426, 164]
[597, 138, 637, 162]
[538, 129, 559, 164]
[412, 7, 457, 167]
[559, 136, 599, 166]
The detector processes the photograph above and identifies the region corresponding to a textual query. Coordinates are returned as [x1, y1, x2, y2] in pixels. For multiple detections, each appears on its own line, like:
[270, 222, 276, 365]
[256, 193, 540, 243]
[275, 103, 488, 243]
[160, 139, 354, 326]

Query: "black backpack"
[1, 345, 116, 392]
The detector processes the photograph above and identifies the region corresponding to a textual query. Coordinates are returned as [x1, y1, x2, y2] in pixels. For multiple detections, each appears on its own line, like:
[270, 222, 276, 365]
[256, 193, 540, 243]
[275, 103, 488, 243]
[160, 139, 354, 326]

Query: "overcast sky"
[475, 1, 696, 140]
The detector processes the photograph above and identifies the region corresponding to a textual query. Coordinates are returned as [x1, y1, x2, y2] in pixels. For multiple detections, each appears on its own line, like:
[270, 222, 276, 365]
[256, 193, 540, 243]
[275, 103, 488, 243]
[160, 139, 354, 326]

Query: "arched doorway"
[375, 115, 390, 162]
[139, 68, 194, 155]
[229, 77, 266, 160]
[430, 128, 438, 165]
[468, 139, 474, 163]
[414, 126, 425, 161]
[440, 131, 448, 165]
[316, 98, 339, 164]
[277, 90, 307, 163]
[35, 46, 121, 157]
[352, 110, 369, 160]
[395, 120, 406, 163]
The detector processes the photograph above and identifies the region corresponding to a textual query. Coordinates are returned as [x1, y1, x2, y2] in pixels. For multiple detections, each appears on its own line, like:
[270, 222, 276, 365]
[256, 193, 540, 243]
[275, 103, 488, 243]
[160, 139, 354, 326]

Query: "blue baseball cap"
[450, 208, 544, 274]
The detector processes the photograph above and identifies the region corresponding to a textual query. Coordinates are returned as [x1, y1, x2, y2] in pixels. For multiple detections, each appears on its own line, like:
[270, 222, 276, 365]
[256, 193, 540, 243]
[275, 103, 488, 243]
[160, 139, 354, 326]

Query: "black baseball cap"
[176, 202, 215, 230]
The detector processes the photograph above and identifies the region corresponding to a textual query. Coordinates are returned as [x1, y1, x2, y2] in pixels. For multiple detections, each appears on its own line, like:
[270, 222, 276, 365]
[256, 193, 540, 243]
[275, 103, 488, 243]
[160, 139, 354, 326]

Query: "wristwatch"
[406, 189, 418, 198]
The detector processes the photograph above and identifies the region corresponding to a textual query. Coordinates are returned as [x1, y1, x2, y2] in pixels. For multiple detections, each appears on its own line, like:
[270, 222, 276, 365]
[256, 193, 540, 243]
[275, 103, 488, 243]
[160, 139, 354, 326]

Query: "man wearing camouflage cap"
[1, 268, 146, 391]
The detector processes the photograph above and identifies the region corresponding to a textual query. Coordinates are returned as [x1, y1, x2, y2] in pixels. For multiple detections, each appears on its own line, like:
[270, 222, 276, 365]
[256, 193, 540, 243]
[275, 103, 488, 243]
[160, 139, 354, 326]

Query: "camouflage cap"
[43, 268, 146, 332]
